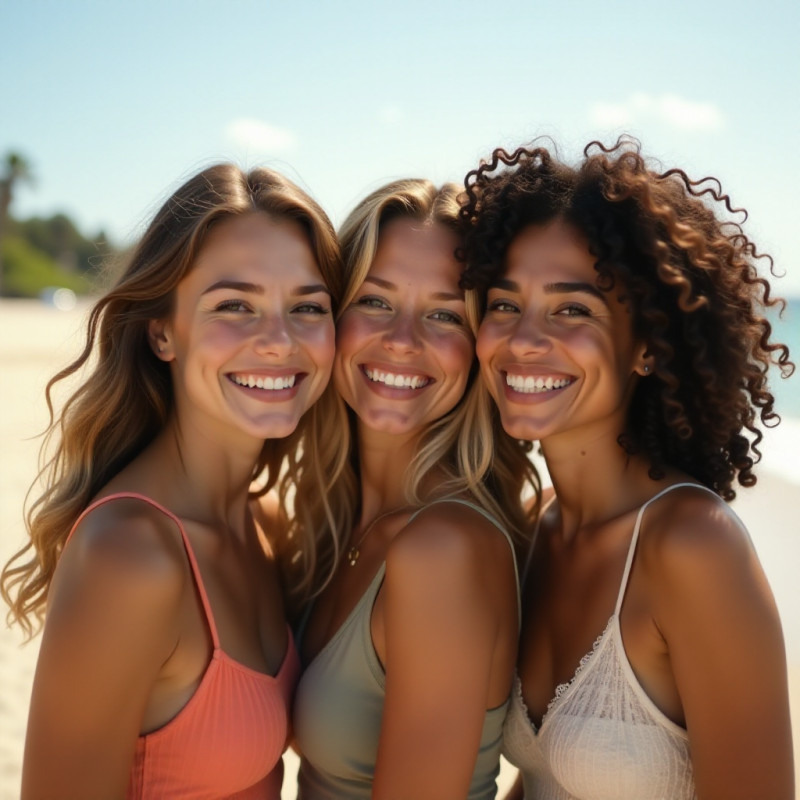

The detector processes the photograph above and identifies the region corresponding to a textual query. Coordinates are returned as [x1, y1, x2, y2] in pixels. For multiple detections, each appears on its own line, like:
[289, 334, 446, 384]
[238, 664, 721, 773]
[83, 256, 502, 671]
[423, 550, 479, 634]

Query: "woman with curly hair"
[460, 139, 795, 799]
[290, 178, 539, 799]
[1, 163, 343, 799]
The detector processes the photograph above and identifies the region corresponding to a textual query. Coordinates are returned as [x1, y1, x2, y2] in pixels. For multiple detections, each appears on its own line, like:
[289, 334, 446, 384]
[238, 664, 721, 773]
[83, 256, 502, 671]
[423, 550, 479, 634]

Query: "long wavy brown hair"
[285, 178, 540, 607]
[1, 163, 344, 637]
[459, 137, 793, 500]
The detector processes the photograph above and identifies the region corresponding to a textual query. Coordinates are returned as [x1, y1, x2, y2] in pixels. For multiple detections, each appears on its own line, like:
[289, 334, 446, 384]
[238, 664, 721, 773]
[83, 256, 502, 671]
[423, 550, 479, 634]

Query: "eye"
[355, 295, 391, 310]
[556, 303, 591, 318]
[293, 302, 331, 315]
[214, 299, 252, 313]
[486, 298, 519, 314]
[429, 309, 464, 325]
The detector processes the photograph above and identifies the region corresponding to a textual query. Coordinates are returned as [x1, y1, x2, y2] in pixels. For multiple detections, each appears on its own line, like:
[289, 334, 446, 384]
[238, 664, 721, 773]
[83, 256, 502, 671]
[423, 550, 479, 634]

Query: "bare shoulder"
[386, 500, 514, 587]
[51, 496, 188, 614]
[640, 486, 754, 570]
[636, 485, 772, 612]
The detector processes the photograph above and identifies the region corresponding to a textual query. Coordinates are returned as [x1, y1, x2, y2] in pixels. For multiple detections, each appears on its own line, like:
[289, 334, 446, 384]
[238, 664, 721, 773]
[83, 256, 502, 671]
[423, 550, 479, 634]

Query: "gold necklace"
[346, 506, 414, 567]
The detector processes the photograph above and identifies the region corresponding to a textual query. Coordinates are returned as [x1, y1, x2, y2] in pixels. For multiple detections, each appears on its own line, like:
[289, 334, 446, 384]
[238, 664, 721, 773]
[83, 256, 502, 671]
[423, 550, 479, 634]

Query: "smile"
[229, 373, 297, 390]
[363, 366, 430, 390]
[505, 373, 574, 394]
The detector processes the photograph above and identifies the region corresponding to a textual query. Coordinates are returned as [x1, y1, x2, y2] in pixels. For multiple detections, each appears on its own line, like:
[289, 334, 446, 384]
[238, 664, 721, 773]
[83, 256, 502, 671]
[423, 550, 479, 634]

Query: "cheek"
[334, 313, 371, 359]
[436, 331, 474, 373]
[476, 322, 502, 365]
[301, 320, 336, 372]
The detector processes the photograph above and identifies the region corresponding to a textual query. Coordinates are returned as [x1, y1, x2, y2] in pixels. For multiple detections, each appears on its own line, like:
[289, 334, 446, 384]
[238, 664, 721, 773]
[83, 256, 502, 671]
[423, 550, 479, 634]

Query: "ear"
[633, 344, 654, 377]
[147, 318, 175, 362]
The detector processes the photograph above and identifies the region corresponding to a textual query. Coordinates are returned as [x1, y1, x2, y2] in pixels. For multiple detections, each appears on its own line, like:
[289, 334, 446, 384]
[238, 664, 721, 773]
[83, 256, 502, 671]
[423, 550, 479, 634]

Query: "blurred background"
[1, 1, 798, 797]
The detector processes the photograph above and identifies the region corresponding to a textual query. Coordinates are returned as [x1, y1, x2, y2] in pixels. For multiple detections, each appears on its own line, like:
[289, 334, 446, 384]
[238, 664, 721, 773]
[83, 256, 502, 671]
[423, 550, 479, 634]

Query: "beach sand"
[1, 299, 798, 799]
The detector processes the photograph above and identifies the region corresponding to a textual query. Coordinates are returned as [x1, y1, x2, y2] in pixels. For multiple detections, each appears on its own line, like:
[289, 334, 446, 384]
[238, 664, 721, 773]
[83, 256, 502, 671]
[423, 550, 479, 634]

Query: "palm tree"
[0, 151, 34, 296]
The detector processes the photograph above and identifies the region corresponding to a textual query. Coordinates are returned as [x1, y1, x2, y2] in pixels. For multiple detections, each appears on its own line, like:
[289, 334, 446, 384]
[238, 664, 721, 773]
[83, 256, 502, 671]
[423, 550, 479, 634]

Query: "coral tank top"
[66, 493, 300, 799]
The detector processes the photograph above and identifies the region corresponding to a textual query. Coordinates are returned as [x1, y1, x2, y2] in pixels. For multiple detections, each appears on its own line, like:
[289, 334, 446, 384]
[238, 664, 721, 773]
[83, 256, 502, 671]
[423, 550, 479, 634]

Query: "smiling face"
[476, 219, 649, 445]
[151, 212, 335, 443]
[334, 216, 474, 438]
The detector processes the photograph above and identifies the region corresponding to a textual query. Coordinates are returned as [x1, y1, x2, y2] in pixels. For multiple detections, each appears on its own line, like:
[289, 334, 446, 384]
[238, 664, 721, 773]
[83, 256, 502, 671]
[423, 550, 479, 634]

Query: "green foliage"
[1, 235, 91, 297]
[5, 213, 111, 279]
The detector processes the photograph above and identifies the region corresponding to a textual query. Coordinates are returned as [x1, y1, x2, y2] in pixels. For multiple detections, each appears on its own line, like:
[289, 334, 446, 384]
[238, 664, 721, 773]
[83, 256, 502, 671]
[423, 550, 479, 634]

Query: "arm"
[21, 504, 185, 800]
[372, 506, 518, 800]
[649, 493, 794, 800]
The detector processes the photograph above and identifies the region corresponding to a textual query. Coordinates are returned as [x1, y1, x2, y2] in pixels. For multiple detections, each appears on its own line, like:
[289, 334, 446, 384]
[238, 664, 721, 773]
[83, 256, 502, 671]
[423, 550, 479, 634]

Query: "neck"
[355, 425, 423, 522]
[541, 425, 659, 541]
[128, 412, 264, 531]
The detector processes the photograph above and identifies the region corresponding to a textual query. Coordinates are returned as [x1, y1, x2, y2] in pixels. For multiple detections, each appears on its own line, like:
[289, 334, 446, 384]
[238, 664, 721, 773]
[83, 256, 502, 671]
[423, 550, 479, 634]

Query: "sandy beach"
[0, 298, 798, 799]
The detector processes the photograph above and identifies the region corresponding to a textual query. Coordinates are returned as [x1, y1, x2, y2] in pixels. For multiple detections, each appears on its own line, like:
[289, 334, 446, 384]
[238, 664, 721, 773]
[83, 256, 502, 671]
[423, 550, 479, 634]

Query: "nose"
[508, 309, 551, 357]
[252, 313, 297, 358]
[382, 310, 423, 355]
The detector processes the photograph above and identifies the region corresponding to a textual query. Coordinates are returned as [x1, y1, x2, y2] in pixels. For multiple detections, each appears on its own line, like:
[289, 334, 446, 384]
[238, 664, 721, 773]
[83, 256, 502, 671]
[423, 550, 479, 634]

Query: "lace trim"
[518, 615, 615, 732]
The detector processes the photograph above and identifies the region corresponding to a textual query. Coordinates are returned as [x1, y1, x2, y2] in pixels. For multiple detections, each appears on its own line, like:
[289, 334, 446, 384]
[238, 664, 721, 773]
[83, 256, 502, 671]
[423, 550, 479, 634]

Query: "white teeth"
[364, 367, 428, 390]
[232, 374, 296, 390]
[506, 374, 572, 394]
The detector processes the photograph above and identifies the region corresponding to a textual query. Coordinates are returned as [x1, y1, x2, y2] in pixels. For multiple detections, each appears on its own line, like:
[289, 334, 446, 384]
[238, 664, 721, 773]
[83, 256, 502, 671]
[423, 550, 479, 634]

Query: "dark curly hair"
[460, 137, 794, 500]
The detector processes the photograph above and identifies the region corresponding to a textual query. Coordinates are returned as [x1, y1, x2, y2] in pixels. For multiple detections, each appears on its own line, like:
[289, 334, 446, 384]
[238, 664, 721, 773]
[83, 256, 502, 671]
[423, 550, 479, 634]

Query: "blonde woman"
[1, 164, 343, 799]
[291, 179, 539, 800]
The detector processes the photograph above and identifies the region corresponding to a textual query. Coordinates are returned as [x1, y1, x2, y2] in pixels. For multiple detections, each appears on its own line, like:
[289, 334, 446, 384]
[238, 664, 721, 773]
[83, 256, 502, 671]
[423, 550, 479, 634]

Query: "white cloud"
[224, 118, 297, 153]
[589, 93, 724, 132]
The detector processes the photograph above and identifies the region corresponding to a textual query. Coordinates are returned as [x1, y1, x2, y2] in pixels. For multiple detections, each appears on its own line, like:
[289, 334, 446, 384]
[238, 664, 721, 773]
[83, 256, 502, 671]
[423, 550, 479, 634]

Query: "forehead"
[505, 220, 596, 283]
[369, 217, 462, 288]
[189, 212, 322, 281]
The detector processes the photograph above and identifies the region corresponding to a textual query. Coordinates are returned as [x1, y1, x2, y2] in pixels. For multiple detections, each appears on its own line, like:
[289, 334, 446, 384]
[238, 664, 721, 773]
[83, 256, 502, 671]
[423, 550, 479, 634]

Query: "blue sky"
[3, 0, 799, 294]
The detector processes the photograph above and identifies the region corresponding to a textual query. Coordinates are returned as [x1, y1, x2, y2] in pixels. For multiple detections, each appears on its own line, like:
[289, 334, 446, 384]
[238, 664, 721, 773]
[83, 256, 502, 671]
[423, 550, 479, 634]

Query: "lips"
[228, 372, 299, 391]
[504, 372, 574, 394]
[362, 365, 431, 390]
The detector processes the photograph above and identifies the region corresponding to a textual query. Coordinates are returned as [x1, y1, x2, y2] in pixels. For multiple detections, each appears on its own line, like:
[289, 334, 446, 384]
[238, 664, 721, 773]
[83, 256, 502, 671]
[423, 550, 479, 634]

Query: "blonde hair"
[1, 163, 344, 637]
[289, 178, 539, 606]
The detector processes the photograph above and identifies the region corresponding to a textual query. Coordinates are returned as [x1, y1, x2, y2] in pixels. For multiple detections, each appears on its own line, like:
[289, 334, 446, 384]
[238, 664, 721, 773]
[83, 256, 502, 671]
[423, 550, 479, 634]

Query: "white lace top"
[502, 483, 714, 800]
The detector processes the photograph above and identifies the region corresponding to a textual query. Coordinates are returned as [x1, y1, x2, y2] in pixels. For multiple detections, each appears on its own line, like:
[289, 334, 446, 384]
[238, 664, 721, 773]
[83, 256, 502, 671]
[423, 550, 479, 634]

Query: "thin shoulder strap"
[408, 498, 522, 629]
[67, 492, 221, 648]
[520, 493, 558, 588]
[614, 482, 720, 615]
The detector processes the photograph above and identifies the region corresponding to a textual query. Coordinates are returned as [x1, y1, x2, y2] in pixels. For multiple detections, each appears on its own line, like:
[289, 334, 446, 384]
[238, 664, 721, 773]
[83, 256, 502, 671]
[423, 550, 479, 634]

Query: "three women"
[3, 138, 795, 800]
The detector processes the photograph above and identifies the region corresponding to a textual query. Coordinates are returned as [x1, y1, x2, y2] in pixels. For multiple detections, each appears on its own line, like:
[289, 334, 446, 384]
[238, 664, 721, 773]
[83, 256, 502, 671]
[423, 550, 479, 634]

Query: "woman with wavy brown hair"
[290, 178, 539, 799]
[1, 163, 343, 799]
[460, 138, 795, 799]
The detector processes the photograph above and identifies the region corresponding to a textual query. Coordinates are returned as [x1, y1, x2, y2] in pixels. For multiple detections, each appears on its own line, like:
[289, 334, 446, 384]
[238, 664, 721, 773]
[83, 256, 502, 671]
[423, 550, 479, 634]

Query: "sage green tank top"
[293, 499, 520, 799]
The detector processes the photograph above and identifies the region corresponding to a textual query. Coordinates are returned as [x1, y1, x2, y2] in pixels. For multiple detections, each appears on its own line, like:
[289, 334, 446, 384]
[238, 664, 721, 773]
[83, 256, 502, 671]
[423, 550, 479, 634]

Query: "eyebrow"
[364, 275, 463, 302]
[489, 278, 607, 304]
[202, 280, 330, 296]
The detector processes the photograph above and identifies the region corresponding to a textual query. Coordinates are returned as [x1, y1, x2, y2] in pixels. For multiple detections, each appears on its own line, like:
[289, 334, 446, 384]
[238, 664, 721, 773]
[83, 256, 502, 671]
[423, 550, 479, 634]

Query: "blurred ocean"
[763, 297, 800, 485]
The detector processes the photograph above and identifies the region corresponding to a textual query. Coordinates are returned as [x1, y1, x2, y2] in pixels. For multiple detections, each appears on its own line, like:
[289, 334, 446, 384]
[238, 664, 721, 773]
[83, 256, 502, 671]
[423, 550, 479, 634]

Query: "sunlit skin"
[20, 210, 336, 799]
[300, 214, 519, 800]
[484, 220, 793, 800]
[477, 221, 647, 449]
[152, 213, 335, 447]
[334, 217, 474, 444]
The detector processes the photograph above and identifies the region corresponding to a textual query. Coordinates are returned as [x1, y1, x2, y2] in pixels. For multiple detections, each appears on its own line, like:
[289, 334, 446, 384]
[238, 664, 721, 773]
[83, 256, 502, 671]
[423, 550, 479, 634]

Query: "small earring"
[643, 364, 650, 373]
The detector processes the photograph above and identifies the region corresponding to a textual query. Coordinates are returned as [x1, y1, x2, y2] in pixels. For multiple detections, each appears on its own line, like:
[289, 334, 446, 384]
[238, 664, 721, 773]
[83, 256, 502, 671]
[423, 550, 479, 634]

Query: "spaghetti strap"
[614, 482, 720, 615]
[66, 492, 221, 648]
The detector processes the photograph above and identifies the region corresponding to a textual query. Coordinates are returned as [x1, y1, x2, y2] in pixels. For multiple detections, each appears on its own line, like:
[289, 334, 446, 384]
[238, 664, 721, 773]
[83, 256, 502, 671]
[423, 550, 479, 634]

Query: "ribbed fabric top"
[293, 498, 520, 800]
[65, 493, 300, 800]
[502, 483, 718, 800]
